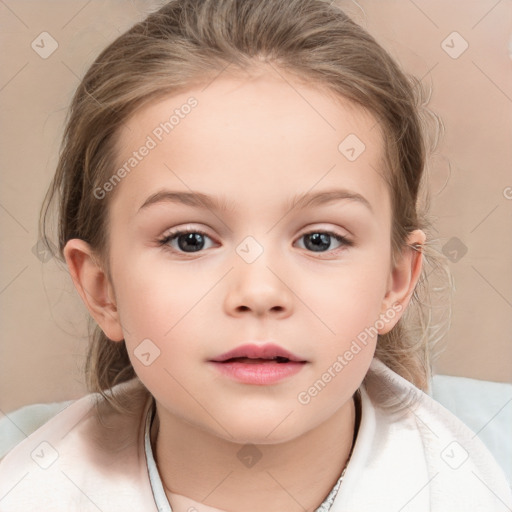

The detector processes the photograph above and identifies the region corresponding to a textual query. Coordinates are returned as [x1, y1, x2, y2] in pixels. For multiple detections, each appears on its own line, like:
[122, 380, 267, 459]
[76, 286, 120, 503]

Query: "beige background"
[0, 0, 511, 414]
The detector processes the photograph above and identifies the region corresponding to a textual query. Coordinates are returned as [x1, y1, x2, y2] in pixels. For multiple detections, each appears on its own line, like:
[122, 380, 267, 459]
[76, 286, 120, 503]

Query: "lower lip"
[209, 360, 306, 385]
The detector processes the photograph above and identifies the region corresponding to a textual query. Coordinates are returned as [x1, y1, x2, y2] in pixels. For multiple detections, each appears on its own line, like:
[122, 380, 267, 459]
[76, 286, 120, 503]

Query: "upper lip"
[209, 343, 306, 363]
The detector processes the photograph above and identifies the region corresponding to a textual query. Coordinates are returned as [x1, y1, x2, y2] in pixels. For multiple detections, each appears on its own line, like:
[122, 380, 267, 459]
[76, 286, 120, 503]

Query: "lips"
[210, 343, 306, 363]
[208, 343, 307, 385]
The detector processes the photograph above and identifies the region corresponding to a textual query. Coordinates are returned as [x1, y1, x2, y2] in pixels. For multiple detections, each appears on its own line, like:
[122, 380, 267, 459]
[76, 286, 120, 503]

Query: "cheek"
[110, 252, 222, 378]
[114, 266, 200, 340]
[111, 262, 207, 400]
[303, 259, 390, 339]
[294, 266, 387, 412]
[111, 241, 195, 316]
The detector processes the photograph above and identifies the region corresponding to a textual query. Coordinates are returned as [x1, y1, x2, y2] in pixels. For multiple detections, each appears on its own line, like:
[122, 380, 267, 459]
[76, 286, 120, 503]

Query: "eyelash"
[157, 227, 354, 256]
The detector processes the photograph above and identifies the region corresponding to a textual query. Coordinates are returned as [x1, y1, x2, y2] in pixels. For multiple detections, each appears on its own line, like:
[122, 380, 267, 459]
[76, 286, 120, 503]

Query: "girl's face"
[87, 68, 421, 444]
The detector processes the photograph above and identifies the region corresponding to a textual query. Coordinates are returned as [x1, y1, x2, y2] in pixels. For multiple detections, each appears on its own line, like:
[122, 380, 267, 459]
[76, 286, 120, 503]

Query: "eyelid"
[160, 223, 214, 238]
[295, 224, 352, 242]
[296, 224, 349, 236]
[159, 224, 350, 241]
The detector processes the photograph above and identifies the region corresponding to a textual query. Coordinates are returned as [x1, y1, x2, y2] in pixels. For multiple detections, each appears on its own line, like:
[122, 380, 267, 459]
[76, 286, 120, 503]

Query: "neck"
[152, 395, 358, 512]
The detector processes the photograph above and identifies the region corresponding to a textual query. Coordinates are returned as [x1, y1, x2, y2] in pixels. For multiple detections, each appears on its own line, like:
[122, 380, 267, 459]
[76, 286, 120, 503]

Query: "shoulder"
[334, 358, 512, 511]
[0, 378, 156, 511]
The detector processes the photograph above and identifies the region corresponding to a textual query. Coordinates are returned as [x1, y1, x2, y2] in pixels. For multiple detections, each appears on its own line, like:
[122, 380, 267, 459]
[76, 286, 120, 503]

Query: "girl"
[1, 0, 510, 510]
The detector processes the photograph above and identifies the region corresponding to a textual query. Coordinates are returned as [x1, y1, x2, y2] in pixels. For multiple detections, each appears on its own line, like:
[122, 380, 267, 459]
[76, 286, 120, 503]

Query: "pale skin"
[64, 65, 425, 512]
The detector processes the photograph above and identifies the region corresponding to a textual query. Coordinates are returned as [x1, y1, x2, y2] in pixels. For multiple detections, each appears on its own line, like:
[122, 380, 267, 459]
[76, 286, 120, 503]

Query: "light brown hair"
[40, 0, 451, 412]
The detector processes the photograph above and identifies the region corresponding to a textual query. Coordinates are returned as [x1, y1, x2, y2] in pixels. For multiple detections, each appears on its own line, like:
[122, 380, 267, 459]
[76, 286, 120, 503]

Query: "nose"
[223, 250, 294, 319]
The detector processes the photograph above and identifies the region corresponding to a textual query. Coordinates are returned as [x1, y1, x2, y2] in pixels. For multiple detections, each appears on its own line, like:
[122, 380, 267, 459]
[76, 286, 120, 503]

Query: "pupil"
[305, 233, 330, 252]
[178, 233, 205, 252]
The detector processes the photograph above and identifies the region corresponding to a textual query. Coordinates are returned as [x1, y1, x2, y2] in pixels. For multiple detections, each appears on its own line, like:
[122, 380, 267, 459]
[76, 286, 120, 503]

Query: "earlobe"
[378, 229, 426, 335]
[63, 239, 124, 342]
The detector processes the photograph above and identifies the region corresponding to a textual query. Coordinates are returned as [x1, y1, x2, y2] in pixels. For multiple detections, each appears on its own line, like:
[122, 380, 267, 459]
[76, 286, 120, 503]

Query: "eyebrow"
[138, 188, 373, 214]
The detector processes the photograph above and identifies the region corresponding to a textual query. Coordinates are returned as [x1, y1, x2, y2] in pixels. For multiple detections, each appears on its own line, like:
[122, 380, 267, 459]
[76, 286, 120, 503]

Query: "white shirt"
[0, 358, 510, 511]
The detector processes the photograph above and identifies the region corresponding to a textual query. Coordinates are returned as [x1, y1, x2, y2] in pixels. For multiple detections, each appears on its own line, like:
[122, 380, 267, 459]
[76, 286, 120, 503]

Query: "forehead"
[111, 68, 390, 219]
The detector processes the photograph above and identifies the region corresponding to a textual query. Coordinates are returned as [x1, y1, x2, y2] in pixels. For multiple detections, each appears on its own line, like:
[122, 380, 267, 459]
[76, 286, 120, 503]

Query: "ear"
[378, 229, 426, 335]
[63, 239, 124, 342]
